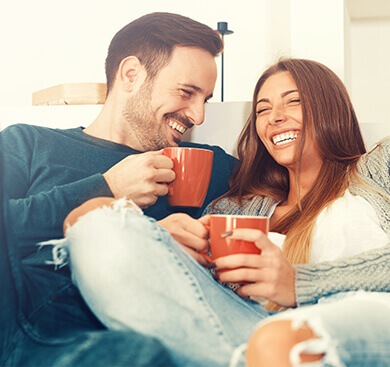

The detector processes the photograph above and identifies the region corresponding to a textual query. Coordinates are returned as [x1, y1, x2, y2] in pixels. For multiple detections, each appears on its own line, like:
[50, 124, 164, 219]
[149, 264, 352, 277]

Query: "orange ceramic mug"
[163, 147, 214, 207]
[208, 215, 269, 260]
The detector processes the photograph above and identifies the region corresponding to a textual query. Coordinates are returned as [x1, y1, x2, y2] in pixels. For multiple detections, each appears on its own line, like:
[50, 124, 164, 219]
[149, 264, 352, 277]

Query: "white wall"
[290, 0, 347, 81]
[0, 0, 269, 110]
[350, 19, 390, 126]
[0, 0, 389, 144]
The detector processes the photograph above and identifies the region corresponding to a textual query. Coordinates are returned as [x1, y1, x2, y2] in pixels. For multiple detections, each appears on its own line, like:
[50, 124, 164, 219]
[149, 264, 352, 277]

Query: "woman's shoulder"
[356, 136, 390, 193]
[203, 195, 277, 217]
[202, 197, 242, 215]
[362, 136, 390, 166]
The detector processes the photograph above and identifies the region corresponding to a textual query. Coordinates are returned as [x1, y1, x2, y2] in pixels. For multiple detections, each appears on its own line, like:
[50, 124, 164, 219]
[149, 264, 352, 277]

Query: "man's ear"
[118, 56, 147, 92]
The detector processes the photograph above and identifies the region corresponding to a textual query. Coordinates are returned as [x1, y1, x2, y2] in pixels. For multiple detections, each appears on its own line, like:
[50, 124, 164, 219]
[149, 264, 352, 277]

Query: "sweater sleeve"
[8, 175, 112, 255]
[1, 125, 113, 257]
[295, 243, 390, 306]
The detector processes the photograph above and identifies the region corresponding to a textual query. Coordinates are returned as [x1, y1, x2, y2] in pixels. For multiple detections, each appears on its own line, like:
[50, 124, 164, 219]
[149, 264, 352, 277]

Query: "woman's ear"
[118, 56, 147, 92]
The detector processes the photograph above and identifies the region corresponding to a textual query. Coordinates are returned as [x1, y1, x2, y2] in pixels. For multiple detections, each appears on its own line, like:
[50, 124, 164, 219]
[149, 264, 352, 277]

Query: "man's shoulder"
[179, 141, 221, 150]
[179, 141, 238, 163]
[1, 123, 84, 145]
[1, 124, 45, 148]
[1, 123, 80, 138]
[2, 123, 43, 135]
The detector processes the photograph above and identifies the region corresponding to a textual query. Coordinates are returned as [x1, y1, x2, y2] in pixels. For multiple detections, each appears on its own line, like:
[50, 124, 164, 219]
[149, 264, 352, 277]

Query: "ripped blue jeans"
[250, 291, 390, 367]
[60, 200, 269, 367]
[58, 200, 390, 367]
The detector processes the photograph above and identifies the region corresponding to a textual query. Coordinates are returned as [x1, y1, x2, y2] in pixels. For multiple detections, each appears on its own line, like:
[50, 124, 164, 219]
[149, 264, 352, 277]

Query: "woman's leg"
[66, 202, 269, 367]
[247, 320, 323, 367]
[246, 291, 390, 367]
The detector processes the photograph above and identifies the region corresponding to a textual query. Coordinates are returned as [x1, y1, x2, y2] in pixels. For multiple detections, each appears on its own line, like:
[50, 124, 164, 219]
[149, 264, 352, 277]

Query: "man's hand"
[158, 214, 212, 266]
[103, 150, 175, 208]
[214, 229, 297, 308]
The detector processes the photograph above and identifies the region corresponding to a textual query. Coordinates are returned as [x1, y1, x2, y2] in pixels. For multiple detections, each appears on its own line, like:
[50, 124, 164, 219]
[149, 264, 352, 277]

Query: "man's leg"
[8, 329, 175, 367]
[67, 202, 269, 367]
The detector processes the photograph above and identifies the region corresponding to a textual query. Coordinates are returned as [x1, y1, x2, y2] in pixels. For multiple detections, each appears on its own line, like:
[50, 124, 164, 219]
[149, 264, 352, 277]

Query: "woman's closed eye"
[256, 106, 271, 116]
[287, 98, 301, 105]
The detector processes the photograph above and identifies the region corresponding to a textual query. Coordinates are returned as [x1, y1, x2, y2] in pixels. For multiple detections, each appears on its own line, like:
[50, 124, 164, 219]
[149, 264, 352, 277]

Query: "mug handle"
[199, 224, 233, 263]
[199, 252, 213, 263]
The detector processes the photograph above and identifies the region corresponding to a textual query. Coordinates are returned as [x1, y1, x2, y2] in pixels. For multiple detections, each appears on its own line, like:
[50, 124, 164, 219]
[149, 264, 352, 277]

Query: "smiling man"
[0, 12, 237, 366]
[86, 39, 217, 151]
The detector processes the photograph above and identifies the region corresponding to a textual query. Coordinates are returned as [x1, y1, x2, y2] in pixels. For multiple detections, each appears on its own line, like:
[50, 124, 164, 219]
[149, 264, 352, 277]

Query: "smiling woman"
[206, 58, 388, 309]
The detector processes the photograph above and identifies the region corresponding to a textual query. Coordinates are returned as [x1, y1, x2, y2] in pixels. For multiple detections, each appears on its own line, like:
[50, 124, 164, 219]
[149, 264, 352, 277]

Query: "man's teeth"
[272, 132, 298, 145]
[168, 120, 186, 134]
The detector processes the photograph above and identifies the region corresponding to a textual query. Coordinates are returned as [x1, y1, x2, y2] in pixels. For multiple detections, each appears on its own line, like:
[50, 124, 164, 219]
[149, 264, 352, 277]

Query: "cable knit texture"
[295, 245, 390, 305]
[203, 137, 390, 306]
[296, 136, 390, 305]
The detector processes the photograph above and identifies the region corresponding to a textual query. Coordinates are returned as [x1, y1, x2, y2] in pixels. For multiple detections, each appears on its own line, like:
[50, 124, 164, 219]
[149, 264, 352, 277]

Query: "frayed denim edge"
[38, 198, 143, 269]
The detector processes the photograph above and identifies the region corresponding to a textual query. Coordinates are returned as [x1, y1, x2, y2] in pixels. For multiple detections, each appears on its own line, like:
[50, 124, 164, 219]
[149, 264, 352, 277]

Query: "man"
[0, 12, 236, 365]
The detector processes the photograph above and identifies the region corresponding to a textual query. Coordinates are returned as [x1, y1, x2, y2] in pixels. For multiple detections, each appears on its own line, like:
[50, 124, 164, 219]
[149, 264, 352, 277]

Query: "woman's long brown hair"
[218, 59, 366, 308]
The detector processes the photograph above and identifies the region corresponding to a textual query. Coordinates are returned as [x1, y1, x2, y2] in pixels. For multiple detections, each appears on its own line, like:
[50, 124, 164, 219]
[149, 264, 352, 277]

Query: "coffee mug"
[208, 215, 269, 260]
[163, 147, 214, 207]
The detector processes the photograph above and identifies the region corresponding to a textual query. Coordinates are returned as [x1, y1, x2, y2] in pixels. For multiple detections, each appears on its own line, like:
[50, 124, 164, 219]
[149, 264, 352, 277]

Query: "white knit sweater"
[204, 136, 390, 305]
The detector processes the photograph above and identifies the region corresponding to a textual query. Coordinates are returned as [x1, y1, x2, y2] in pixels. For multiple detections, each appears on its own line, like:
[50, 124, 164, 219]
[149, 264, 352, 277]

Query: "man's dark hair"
[105, 12, 223, 93]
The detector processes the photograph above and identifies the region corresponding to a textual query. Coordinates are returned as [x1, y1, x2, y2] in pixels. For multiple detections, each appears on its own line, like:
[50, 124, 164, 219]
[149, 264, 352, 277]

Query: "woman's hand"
[158, 214, 212, 266]
[214, 229, 297, 308]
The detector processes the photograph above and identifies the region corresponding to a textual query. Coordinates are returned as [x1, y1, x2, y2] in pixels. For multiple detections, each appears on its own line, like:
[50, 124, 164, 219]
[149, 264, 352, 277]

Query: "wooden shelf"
[32, 83, 107, 105]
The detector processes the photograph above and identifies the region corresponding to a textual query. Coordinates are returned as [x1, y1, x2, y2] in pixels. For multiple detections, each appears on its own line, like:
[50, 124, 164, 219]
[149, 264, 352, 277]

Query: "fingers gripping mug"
[163, 147, 214, 207]
[208, 215, 269, 260]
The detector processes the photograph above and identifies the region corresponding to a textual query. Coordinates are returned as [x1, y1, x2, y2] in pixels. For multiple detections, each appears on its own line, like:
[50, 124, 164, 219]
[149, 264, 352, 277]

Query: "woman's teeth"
[168, 120, 186, 134]
[272, 132, 298, 145]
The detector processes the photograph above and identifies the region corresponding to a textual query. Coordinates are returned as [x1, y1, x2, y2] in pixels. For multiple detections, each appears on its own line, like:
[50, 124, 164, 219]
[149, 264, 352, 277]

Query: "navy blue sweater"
[1, 124, 237, 260]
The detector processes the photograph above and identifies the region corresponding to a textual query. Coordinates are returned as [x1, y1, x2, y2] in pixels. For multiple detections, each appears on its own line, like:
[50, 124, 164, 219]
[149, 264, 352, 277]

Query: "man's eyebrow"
[256, 89, 298, 105]
[178, 83, 213, 100]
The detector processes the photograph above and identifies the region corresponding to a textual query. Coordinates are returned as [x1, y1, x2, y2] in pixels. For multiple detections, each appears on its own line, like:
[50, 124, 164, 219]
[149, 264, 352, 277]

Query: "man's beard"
[122, 81, 169, 151]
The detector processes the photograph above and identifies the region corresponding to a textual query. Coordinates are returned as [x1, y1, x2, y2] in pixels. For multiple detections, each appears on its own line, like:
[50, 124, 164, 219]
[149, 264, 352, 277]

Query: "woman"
[204, 59, 388, 310]
[62, 58, 389, 367]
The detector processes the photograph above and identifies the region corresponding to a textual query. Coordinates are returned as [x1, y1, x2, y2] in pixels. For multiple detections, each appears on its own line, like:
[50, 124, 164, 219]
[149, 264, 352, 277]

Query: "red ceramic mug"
[163, 147, 213, 207]
[208, 215, 269, 260]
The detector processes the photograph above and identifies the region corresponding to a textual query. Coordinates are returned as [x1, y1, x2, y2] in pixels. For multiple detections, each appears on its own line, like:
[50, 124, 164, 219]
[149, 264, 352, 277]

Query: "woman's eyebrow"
[256, 89, 299, 105]
[281, 89, 298, 98]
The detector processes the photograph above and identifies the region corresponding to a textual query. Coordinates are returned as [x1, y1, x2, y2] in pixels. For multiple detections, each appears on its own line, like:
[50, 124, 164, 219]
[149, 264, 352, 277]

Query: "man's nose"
[187, 100, 206, 126]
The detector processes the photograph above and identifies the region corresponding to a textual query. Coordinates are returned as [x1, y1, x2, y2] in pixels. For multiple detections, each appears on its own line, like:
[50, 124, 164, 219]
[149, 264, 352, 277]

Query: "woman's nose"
[268, 106, 287, 125]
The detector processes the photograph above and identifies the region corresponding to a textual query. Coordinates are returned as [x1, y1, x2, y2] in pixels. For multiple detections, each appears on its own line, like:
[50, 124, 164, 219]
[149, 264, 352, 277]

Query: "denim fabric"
[244, 291, 390, 367]
[0, 237, 176, 367]
[5, 329, 175, 367]
[67, 202, 390, 367]
[66, 202, 270, 367]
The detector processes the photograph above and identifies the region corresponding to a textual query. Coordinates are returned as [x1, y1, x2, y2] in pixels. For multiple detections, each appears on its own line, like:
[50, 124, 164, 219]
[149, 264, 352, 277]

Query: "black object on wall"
[217, 22, 233, 102]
